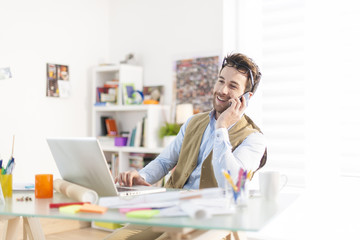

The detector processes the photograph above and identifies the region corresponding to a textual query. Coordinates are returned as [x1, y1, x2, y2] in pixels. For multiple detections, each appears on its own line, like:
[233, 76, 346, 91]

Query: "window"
[233, 0, 360, 187]
[260, 0, 306, 186]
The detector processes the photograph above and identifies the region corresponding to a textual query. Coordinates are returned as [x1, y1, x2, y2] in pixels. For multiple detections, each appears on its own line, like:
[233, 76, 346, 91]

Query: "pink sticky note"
[119, 208, 152, 214]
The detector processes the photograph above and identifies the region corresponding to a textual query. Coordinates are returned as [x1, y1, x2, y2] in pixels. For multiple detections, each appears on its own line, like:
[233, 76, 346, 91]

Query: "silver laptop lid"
[47, 137, 118, 197]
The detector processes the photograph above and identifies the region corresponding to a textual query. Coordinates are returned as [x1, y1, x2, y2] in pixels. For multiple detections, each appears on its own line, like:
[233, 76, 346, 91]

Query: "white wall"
[0, 0, 110, 182]
[108, 0, 224, 113]
[0, 0, 225, 183]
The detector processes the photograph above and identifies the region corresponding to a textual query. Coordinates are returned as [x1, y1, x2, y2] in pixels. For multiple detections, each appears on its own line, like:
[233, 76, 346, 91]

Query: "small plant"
[159, 122, 181, 139]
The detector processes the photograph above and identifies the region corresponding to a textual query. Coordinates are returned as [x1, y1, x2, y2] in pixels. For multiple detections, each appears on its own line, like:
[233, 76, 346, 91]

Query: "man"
[115, 53, 266, 189]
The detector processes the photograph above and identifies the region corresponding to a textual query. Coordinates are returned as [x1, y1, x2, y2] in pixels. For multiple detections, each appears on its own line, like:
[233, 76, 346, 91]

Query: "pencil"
[222, 170, 238, 192]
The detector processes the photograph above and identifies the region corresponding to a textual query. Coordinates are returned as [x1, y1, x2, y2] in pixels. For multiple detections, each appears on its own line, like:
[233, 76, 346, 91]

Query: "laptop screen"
[47, 137, 118, 197]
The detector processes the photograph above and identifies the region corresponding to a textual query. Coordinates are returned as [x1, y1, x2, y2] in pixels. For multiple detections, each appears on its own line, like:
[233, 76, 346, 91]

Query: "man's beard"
[212, 96, 230, 115]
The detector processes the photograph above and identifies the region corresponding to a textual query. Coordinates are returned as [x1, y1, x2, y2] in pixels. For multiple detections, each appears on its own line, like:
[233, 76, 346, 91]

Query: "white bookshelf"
[92, 65, 170, 175]
[92, 104, 170, 149]
[93, 64, 143, 106]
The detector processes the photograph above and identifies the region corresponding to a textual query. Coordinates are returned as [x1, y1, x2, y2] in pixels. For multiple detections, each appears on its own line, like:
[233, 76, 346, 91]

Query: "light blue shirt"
[139, 110, 266, 189]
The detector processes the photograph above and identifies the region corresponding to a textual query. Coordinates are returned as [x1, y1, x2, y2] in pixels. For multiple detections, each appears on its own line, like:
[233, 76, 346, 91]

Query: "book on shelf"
[134, 120, 142, 147]
[143, 154, 158, 167]
[100, 116, 111, 136]
[111, 153, 119, 178]
[103, 80, 119, 88]
[105, 118, 118, 136]
[142, 117, 148, 148]
[129, 153, 144, 171]
[96, 86, 118, 105]
[128, 153, 158, 171]
[129, 127, 136, 147]
[128, 117, 147, 147]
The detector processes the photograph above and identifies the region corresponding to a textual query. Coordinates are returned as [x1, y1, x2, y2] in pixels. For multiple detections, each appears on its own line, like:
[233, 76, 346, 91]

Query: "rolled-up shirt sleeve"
[138, 116, 193, 184]
[212, 129, 266, 188]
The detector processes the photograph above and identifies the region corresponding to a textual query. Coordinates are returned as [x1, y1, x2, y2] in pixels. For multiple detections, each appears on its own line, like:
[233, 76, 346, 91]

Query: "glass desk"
[0, 190, 298, 240]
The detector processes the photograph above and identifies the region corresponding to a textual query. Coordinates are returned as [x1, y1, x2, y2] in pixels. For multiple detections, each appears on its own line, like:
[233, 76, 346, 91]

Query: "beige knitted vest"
[165, 112, 266, 189]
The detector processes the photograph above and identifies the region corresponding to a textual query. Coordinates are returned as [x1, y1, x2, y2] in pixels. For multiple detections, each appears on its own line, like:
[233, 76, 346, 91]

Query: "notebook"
[46, 137, 166, 197]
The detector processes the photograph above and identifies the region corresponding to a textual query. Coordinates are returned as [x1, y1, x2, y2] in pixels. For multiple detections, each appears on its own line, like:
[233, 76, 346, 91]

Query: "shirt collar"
[209, 108, 237, 130]
[209, 109, 216, 119]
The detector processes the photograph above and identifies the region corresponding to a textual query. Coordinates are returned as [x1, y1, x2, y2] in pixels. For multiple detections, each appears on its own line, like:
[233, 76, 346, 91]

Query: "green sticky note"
[59, 205, 82, 214]
[126, 209, 160, 219]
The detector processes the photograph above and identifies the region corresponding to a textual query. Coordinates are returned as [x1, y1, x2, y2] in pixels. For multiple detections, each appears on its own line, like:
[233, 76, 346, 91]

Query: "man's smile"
[216, 95, 229, 103]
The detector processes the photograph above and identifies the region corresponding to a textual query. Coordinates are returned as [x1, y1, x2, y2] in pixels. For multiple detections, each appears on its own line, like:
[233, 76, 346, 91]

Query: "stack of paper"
[99, 188, 235, 220]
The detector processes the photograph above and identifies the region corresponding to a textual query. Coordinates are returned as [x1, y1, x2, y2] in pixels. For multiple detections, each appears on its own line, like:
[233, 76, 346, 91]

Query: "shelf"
[100, 143, 164, 154]
[93, 104, 167, 112]
[94, 65, 120, 72]
[92, 65, 168, 174]
[94, 64, 142, 72]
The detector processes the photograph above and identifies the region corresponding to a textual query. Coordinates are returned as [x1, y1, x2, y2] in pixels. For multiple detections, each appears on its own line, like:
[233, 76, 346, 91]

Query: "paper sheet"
[99, 187, 224, 208]
[155, 200, 235, 220]
[98, 188, 234, 220]
[99, 197, 179, 209]
[13, 182, 35, 190]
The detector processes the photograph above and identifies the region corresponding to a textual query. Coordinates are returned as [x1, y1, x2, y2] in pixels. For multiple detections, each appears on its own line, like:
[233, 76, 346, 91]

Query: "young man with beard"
[115, 52, 266, 190]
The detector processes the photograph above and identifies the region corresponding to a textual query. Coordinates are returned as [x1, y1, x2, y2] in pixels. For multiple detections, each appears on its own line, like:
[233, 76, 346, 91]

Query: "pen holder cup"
[35, 174, 53, 198]
[225, 181, 249, 207]
[0, 174, 13, 198]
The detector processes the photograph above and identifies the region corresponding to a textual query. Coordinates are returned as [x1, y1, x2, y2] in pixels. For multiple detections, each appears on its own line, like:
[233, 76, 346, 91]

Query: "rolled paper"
[53, 179, 98, 204]
[179, 202, 210, 220]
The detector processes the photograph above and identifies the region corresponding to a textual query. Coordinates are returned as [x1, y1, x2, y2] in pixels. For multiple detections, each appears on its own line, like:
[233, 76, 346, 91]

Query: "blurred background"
[0, 0, 359, 239]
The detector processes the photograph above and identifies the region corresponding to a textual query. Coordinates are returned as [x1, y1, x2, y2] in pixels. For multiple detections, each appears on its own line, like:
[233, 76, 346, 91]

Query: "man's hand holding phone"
[239, 92, 250, 107]
[215, 92, 250, 129]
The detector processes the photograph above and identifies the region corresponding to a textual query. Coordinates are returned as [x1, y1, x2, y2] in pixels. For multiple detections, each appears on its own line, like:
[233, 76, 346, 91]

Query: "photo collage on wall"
[175, 56, 219, 114]
[46, 63, 70, 98]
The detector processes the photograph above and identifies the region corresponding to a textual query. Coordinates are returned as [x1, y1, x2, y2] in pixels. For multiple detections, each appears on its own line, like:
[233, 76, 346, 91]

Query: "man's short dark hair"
[221, 53, 262, 94]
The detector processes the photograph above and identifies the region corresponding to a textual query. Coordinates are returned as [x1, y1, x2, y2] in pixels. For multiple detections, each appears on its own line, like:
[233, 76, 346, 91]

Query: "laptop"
[46, 137, 166, 197]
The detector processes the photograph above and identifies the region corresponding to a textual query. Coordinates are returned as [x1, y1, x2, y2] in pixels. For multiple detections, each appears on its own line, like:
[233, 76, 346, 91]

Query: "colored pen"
[5, 135, 16, 174]
[50, 202, 90, 208]
[222, 170, 238, 192]
[237, 168, 244, 191]
[5, 158, 15, 174]
[241, 170, 247, 190]
[246, 170, 252, 180]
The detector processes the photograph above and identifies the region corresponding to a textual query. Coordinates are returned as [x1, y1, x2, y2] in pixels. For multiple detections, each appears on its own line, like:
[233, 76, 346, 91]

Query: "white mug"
[259, 171, 287, 201]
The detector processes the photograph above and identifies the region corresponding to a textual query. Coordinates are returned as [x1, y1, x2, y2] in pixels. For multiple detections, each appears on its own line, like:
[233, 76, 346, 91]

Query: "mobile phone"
[239, 92, 250, 107]
[228, 92, 250, 107]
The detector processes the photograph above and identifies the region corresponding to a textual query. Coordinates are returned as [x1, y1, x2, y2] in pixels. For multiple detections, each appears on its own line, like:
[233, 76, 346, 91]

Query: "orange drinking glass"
[35, 174, 53, 198]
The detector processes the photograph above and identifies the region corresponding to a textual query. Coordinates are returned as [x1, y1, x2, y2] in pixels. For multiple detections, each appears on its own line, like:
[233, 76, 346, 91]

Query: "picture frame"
[122, 83, 135, 105]
[143, 85, 164, 104]
[175, 56, 219, 113]
[46, 63, 70, 98]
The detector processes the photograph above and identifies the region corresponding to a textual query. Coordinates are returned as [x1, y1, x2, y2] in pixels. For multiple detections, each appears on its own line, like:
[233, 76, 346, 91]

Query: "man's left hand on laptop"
[115, 169, 151, 187]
